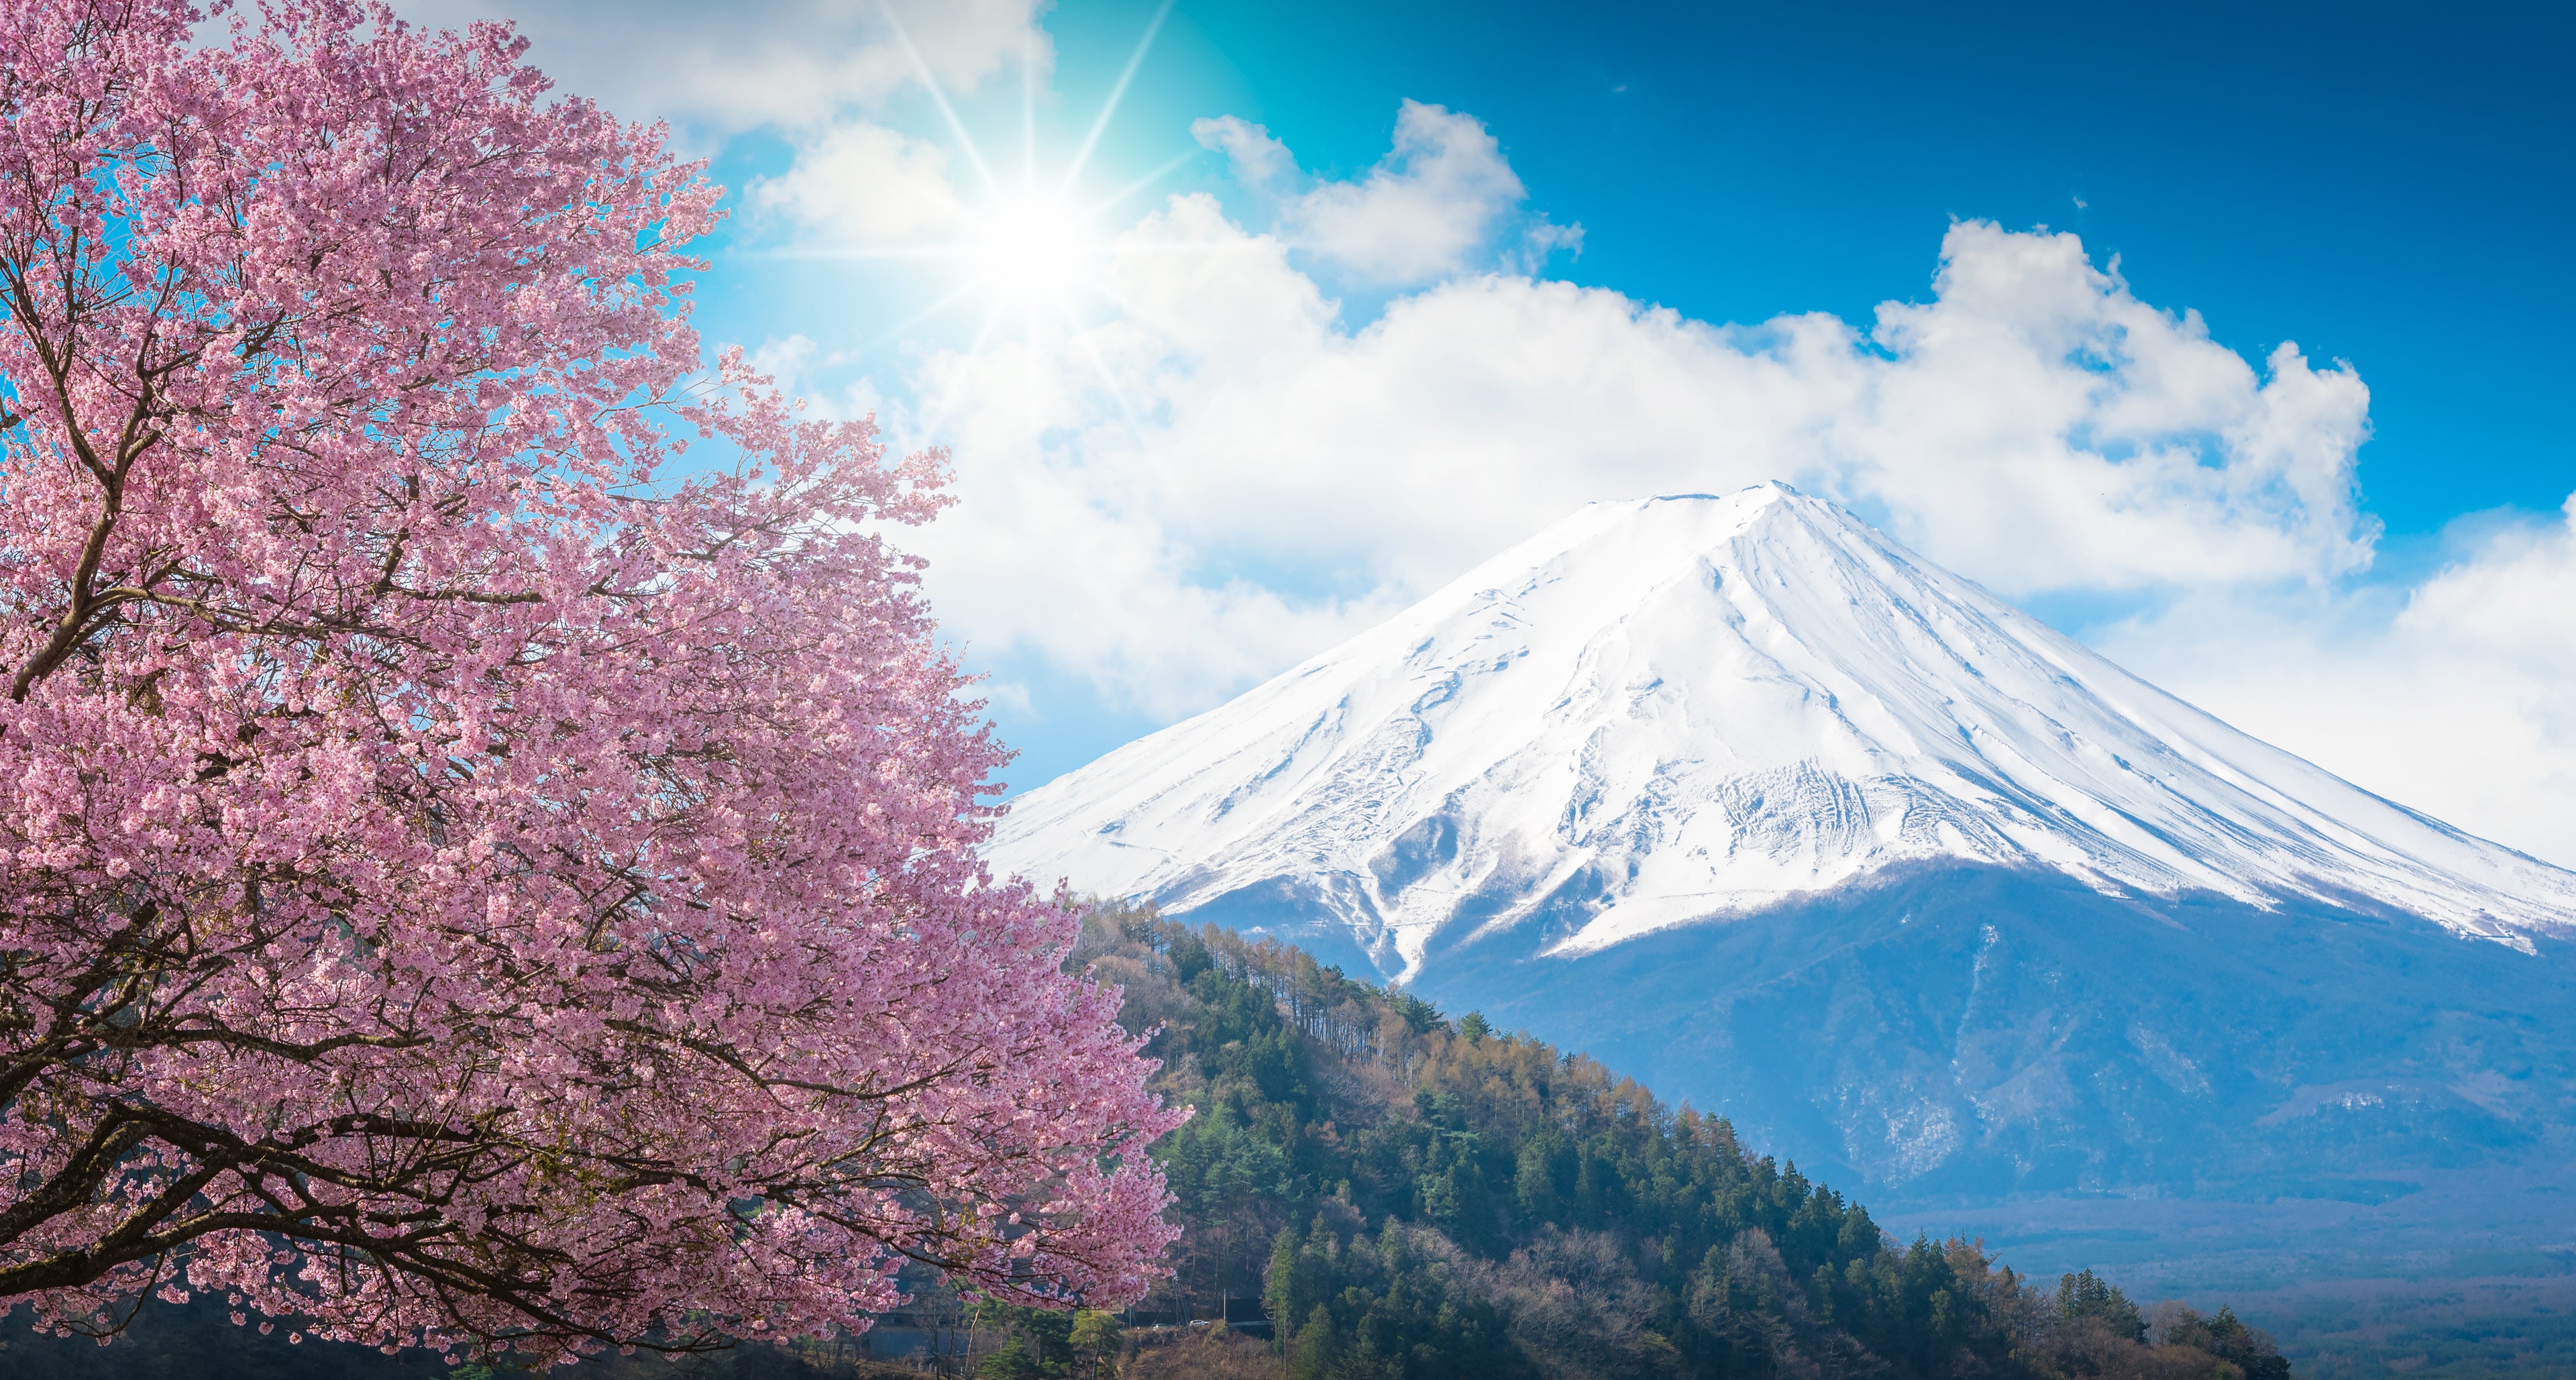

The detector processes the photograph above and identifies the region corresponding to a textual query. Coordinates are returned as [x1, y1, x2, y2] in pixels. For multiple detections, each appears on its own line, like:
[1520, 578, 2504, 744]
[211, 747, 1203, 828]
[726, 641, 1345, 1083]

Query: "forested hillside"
[1048, 904, 2295, 1380]
[3, 904, 2293, 1379]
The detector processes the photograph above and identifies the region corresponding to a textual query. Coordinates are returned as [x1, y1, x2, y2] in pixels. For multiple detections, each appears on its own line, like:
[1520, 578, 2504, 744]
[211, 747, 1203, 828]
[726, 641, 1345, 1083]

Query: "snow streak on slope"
[991, 484, 2576, 976]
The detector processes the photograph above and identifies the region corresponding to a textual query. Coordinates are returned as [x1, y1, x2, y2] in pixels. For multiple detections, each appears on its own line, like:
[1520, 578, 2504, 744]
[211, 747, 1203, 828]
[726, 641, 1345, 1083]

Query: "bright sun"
[819, 0, 1184, 369]
[971, 195, 1091, 302]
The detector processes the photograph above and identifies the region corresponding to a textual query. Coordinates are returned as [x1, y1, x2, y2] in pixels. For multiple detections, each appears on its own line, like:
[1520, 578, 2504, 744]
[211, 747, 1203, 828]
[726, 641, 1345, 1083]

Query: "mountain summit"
[995, 483, 2576, 977]
[1000, 485, 2576, 1259]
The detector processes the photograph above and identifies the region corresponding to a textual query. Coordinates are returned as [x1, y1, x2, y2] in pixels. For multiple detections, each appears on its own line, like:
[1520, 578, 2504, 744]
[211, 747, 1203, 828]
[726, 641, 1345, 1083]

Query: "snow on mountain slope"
[991, 484, 2576, 975]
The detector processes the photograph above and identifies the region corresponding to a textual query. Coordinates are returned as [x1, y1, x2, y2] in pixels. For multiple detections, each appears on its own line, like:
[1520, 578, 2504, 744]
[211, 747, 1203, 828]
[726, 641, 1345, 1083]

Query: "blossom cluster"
[0, 0, 1179, 1361]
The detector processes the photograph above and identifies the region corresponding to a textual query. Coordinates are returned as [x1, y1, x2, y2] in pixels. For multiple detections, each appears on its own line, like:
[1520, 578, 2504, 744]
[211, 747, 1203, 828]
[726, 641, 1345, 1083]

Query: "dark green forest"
[1, 904, 2295, 1379]
[1059, 904, 2290, 1380]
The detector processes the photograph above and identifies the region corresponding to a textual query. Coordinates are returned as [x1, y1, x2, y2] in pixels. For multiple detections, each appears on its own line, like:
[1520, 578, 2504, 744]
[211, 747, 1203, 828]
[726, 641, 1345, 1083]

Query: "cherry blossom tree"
[0, 0, 1180, 1363]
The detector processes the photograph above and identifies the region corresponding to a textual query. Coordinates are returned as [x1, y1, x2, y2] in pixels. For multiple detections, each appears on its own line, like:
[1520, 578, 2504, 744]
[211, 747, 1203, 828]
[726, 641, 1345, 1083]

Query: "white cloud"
[751, 121, 967, 244]
[1845, 226, 2375, 593]
[1191, 101, 1566, 284]
[1511, 219, 1585, 274]
[394, 0, 1046, 131]
[582, 72, 2571, 867]
[2100, 500, 2576, 863]
[1189, 116, 1297, 191]
[746, 333, 825, 386]
[885, 115, 2381, 733]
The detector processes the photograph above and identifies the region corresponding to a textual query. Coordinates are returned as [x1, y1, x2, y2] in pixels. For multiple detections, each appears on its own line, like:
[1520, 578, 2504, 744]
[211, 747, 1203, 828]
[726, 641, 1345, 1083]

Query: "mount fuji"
[993, 484, 2576, 1243]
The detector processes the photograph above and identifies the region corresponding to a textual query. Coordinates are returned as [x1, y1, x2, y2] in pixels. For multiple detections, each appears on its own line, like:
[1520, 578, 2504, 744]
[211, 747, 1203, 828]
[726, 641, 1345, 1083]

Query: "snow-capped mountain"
[1000, 484, 2576, 1241]
[994, 483, 2576, 978]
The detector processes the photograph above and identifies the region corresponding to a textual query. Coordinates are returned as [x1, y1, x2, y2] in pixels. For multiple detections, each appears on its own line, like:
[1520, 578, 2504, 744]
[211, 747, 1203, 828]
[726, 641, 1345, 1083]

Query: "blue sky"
[1137, 0, 2572, 529]
[409, 0, 2576, 862]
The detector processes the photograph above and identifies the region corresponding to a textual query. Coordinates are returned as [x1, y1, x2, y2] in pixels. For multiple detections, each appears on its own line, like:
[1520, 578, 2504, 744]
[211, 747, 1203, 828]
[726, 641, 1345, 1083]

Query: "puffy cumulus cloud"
[884, 140, 2379, 725]
[2406, 502, 2576, 664]
[702, 97, 2561, 865]
[881, 216, 1411, 720]
[2100, 500, 2576, 865]
[1191, 101, 1566, 284]
[751, 121, 967, 244]
[1847, 225, 2375, 593]
[393, 0, 1045, 130]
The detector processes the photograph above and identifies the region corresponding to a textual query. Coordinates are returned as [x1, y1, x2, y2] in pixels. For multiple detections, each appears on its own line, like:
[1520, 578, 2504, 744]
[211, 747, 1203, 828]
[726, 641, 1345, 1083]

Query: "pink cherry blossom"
[0, 0, 1180, 1363]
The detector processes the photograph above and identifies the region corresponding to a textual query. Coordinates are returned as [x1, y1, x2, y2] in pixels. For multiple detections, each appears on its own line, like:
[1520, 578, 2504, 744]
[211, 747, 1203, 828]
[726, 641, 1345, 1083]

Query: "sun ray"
[1057, 295, 1144, 434]
[1021, 25, 1040, 197]
[875, 0, 1003, 197]
[863, 278, 988, 345]
[1060, 0, 1175, 197]
[910, 298, 1016, 446]
[796, 0, 1209, 399]
[1053, 248, 1270, 357]
[767, 246, 981, 262]
[1076, 148, 1202, 228]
